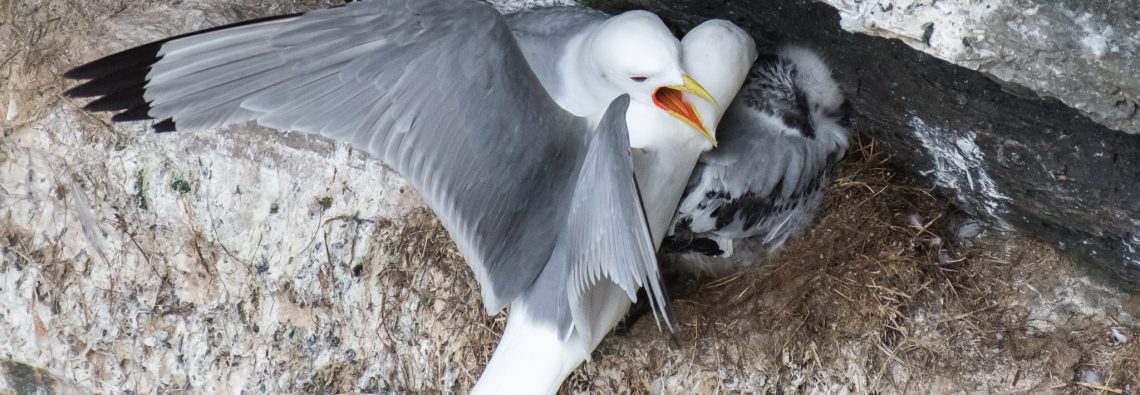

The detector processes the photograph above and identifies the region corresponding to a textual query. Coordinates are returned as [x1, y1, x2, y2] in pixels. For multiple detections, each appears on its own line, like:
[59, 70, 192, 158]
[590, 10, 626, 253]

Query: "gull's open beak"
[653, 74, 719, 146]
[673, 75, 718, 109]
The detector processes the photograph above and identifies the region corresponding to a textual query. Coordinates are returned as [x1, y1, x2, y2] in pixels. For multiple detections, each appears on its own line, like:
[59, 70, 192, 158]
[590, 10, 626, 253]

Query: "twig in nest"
[1075, 382, 1123, 394]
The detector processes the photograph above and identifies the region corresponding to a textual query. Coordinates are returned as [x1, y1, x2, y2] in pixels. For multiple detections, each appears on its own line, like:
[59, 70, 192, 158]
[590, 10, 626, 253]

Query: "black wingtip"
[64, 42, 164, 81]
[65, 12, 306, 127]
[65, 41, 162, 125]
[65, 65, 154, 98]
[81, 81, 147, 112]
[153, 118, 177, 133]
[111, 105, 154, 122]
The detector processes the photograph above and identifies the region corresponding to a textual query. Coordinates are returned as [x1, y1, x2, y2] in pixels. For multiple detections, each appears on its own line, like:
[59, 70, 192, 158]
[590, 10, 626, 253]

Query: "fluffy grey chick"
[663, 45, 849, 275]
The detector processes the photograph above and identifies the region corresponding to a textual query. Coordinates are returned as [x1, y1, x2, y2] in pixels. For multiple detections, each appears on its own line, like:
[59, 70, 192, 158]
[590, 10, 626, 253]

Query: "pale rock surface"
[820, 0, 1140, 135]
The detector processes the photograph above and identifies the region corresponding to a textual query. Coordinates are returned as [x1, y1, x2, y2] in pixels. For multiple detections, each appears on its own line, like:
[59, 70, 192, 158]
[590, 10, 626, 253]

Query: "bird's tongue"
[653, 87, 703, 131]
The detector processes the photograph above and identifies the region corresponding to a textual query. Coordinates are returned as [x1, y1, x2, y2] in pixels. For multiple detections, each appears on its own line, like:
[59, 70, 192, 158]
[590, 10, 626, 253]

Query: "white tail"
[473, 288, 633, 395]
[472, 305, 588, 395]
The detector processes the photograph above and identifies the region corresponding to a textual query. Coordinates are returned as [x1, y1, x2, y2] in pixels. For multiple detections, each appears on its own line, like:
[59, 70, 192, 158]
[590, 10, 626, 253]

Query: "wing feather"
[65, 0, 674, 331]
[562, 97, 673, 339]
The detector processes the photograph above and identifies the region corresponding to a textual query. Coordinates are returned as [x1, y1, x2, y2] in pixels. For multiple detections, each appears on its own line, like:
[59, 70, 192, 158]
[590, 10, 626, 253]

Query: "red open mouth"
[652, 87, 705, 133]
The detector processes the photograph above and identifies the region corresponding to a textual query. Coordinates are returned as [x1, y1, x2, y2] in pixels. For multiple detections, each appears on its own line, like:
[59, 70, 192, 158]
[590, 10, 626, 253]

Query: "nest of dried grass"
[669, 138, 965, 367]
[363, 208, 504, 393]
[591, 138, 1140, 393]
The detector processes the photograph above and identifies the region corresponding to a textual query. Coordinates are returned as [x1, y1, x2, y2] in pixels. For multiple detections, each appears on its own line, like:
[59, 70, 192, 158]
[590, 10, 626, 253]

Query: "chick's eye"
[630, 76, 647, 82]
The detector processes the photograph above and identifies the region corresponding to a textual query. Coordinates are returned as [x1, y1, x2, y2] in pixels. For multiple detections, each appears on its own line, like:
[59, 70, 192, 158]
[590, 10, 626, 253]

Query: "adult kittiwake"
[665, 45, 850, 274]
[504, 8, 755, 244]
[506, 6, 717, 135]
[475, 17, 758, 394]
[62, 0, 720, 393]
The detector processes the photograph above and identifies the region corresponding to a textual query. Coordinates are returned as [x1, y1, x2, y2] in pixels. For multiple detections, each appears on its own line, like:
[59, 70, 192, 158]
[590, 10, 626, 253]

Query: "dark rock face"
[588, 0, 1140, 287]
[1, 360, 83, 394]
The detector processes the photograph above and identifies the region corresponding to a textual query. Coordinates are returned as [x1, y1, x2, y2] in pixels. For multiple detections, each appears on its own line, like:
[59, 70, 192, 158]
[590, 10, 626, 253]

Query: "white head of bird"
[678, 19, 759, 141]
[624, 19, 758, 151]
[578, 10, 719, 143]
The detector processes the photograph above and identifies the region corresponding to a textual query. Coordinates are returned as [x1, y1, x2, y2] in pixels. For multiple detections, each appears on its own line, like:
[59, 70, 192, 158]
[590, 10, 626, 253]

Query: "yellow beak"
[654, 74, 719, 146]
[669, 74, 718, 109]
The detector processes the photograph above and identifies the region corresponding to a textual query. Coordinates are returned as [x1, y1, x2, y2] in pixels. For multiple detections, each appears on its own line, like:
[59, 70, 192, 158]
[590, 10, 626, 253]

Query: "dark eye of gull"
[630, 76, 647, 82]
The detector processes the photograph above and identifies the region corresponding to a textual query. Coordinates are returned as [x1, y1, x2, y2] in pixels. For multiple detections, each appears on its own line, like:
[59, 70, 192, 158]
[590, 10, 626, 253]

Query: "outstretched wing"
[64, 0, 669, 325]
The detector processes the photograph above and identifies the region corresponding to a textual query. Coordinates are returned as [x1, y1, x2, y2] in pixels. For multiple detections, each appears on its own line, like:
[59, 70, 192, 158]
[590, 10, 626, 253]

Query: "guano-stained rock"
[822, 0, 1140, 136]
[605, 0, 1140, 288]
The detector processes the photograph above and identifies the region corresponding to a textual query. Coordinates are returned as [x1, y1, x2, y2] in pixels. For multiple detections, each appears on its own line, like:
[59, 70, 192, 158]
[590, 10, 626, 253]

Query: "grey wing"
[666, 50, 849, 258]
[519, 97, 674, 338]
[504, 6, 607, 100]
[63, 0, 666, 321]
[563, 97, 672, 338]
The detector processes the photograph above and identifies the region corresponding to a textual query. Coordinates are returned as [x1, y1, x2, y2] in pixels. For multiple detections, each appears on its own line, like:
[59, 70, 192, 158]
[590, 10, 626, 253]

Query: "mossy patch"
[3, 360, 60, 395]
[133, 169, 148, 210]
[170, 179, 192, 194]
[315, 196, 333, 212]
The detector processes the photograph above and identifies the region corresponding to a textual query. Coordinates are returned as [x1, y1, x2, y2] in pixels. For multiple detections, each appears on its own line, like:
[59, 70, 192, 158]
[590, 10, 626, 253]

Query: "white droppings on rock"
[1080, 370, 1102, 385]
[908, 115, 1009, 227]
[1, 96, 440, 392]
[489, 0, 576, 12]
[824, 0, 997, 62]
[1077, 13, 1113, 58]
[5, 95, 15, 121]
[1126, 233, 1140, 268]
[1112, 328, 1128, 344]
[1081, 33, 1108, 58]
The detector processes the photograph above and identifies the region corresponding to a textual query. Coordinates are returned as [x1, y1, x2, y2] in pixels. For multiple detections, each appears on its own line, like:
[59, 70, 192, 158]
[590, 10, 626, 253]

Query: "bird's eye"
[630, 76, 647, 82]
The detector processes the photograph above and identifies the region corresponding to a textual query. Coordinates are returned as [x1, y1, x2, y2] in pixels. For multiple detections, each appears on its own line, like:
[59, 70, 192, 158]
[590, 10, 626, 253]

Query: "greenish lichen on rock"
[1, 359, 84, 395]
[170, 178, 191, 194]
[133, 168, 148, 210]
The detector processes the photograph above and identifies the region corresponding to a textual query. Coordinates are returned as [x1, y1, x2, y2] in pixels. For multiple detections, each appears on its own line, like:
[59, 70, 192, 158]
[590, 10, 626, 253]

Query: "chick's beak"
[653, 74, 719, 146]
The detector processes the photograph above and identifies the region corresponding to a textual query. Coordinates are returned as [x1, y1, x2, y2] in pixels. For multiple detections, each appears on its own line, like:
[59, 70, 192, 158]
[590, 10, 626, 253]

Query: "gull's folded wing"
[522, 97, 675, 338]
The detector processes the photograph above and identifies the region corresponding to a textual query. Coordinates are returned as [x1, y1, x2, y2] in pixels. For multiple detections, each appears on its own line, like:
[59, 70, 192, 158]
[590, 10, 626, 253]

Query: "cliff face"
[599, 0, 1140, 288]
[2, 0, 1138, 394]
[822, 0, 1140, 136]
